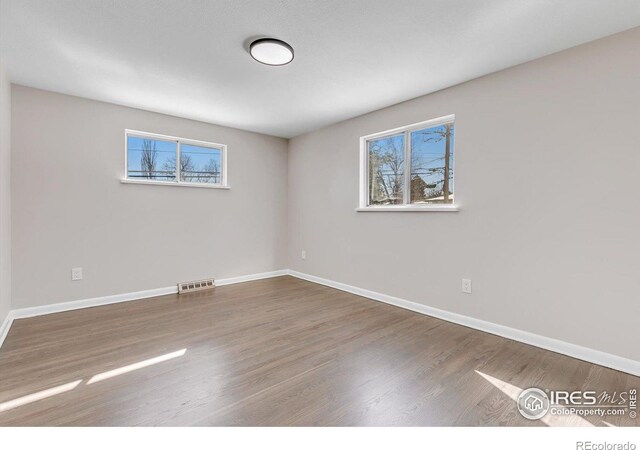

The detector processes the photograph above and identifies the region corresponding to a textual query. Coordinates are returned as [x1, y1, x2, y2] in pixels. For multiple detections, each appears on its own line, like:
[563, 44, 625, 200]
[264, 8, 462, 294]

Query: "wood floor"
[0, 276, 637, 426]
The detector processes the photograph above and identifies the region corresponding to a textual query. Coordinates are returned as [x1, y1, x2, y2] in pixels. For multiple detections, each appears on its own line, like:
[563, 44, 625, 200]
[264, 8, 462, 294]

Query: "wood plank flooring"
[0, 276, 638, 426]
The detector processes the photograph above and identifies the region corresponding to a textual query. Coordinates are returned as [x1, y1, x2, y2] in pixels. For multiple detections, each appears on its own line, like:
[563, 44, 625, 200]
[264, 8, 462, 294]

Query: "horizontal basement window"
[123, 130, 228, 189]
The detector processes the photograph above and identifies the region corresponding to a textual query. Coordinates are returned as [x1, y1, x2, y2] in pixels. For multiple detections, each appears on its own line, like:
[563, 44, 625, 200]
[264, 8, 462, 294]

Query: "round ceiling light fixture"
[249, 38, 294, 66]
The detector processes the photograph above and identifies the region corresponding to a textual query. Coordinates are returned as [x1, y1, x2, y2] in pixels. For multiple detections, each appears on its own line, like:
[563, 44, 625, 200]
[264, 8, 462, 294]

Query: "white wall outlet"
[301, 250, 306, 260]
[71, 267, 83, 281]
[462, 278, 472, 294]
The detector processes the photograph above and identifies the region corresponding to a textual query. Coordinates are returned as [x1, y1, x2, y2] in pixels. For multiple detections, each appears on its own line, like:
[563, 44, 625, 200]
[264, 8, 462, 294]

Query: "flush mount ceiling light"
[249, 38, 294, 66]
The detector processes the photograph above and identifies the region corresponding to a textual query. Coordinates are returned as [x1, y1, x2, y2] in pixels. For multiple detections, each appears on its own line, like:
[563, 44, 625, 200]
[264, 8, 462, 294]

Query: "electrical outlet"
[301, 250, 306, 260]
[462, 278, 472, 294]
[71, 267, 83, 281]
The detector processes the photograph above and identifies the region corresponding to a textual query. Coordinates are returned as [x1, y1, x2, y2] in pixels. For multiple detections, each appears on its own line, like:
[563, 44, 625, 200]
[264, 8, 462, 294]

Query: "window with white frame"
[359, 115, 455, 210]
[124, 130, 227, 188]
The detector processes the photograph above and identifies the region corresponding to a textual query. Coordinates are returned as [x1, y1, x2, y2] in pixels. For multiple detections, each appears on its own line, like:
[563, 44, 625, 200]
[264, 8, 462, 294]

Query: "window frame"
[358, 114, 458, 212]
[122, 129, 229, 189]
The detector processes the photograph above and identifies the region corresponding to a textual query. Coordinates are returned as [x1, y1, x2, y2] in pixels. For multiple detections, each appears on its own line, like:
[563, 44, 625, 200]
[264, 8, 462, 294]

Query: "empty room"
[0, 0, 639, 445]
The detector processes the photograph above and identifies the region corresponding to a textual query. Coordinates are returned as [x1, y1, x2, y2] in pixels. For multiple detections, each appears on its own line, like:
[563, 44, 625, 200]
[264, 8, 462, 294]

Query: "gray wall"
[288, 28, 640, 361]
[0, 61, 10, 323]
[11, 86, 288, 308]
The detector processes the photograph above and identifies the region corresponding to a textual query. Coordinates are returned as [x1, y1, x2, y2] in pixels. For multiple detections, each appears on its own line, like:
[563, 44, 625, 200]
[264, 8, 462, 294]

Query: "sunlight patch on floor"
[87, 348, 187, 384]
[0, 348, 189, 414]
[0, 379, 82, 412]
[474, 370, 594, 427]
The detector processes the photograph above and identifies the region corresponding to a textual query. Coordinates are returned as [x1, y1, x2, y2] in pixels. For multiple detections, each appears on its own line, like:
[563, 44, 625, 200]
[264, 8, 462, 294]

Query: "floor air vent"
[178, 278, 215, 294]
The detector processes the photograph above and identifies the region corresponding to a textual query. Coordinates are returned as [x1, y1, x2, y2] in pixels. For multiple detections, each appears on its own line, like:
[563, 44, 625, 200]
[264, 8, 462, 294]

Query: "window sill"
[356, 205, 459, 212]
[120, 179, 230, 190]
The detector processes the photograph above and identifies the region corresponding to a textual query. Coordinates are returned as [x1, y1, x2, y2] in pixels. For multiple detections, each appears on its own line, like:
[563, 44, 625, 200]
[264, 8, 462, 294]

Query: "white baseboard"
[215, 269, 289, 286]
[286, 270, 640, 377]
[0, 311, 14, 351]
[2, 267, 638, 377]
[10, 286, 178, 320]
[0, 269, 288, 350]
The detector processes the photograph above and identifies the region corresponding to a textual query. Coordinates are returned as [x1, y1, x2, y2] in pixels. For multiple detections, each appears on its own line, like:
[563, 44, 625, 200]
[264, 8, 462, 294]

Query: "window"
[124, 130, 227, 188]
[359, 115, 456, 211]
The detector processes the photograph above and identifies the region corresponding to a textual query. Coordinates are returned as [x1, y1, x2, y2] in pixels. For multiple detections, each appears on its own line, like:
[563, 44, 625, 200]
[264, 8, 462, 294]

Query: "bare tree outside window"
[160, 147, 221, 183]
[415, 123, 454, 203]
[127, 136, 177, 181]
[368, 134, 405, 205]
[163, 154, 195, 180]
[126, 132, 226, 186]
[362, 116, 455, 208]
[140, 139, 158, 179]
[180, 144, 222, 184]
[202, 158, 220, 183]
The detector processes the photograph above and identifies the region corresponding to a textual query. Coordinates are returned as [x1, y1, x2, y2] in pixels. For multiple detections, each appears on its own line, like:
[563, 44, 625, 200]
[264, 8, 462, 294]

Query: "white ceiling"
[1, 0, 640, 138]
